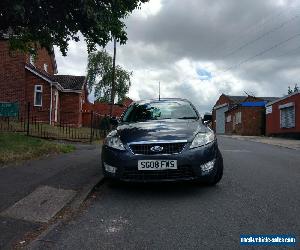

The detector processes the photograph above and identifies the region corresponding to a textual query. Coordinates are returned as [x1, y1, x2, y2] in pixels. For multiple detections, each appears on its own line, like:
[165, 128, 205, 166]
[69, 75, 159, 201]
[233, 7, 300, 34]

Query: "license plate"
[138, 160, 177, 170]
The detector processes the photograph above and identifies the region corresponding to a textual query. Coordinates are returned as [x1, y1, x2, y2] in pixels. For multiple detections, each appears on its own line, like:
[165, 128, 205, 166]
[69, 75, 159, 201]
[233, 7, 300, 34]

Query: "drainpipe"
[49, 83, 53, 125]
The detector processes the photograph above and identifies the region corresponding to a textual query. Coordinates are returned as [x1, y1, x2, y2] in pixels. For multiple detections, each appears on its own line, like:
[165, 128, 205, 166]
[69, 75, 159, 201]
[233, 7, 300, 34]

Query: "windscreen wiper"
[178, 117, 198, 119]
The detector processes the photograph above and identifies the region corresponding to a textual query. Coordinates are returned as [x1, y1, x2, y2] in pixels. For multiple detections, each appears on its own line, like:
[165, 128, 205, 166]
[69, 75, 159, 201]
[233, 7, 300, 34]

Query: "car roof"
[134, 98, 191, 105]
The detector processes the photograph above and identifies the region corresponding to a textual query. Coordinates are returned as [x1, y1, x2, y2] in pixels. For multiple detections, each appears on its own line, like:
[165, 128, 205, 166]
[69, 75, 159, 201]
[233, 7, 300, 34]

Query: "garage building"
[212, 94, 277, 134]
[266, 91, 300, 138]
[225, 100, 267, 136]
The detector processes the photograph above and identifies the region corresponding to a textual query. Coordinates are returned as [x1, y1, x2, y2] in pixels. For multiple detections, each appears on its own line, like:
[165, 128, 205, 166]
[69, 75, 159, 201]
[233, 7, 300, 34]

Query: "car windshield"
[122, 100, 198, 122]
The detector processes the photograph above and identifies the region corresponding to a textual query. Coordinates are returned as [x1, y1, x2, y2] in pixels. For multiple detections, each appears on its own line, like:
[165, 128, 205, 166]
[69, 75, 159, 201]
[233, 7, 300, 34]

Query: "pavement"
[221, 134, 300, 150]
[27, 136, 300, 250]
[0, 143, 103, 249]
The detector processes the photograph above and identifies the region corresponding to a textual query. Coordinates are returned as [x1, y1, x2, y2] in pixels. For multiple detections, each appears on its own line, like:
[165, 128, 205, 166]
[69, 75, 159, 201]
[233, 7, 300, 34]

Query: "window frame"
[235, 111, 242, 125]
[226, 115, 231, 123]
[34, 85, 43, 107]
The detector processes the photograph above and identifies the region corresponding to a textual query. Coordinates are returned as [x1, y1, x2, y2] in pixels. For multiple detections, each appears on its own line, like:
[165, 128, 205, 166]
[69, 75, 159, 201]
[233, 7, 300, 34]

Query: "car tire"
[205, 151, 223, 186]
[101, 161, 110, 179]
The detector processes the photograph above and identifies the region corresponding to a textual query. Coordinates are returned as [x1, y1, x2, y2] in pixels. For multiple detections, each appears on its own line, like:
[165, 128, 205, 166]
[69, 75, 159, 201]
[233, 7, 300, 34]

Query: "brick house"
[266, 91, 300, 138]
[212, 95, 246, 134]
[0, 40, 88, 127]
[225, 96, 270, 136]
[212, 94, 278, 135]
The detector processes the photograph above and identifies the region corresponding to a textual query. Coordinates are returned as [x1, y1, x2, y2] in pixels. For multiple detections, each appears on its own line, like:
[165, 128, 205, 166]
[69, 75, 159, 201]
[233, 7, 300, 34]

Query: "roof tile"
[53, 75, 86, 91]
[25, 63, 85, 91]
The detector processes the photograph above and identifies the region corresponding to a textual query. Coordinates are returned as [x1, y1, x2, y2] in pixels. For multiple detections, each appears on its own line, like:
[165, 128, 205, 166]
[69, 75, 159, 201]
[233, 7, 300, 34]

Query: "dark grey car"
[101, 98, 223, 185]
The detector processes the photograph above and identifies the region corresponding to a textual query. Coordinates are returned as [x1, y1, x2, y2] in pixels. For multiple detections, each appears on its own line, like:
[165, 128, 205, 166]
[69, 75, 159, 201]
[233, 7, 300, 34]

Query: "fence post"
[90, 111, 94, 143]
[26, 102, 30, 136]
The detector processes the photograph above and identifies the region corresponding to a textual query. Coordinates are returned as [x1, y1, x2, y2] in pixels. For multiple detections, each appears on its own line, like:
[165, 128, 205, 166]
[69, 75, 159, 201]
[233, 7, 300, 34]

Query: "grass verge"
[0, 132, 75, 165]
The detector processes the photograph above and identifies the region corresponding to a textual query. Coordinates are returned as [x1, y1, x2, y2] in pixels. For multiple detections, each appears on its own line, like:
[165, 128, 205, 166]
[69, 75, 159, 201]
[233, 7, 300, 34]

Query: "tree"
[86, 50, 132, 104]
[288, 84, 299, 94]
[0, 0, 148, 55]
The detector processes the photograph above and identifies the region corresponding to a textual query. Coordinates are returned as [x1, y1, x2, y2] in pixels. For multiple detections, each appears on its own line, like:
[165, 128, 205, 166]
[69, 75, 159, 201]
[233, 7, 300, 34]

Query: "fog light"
[104, 163, 117, 174]
[201, 159, 215, 174]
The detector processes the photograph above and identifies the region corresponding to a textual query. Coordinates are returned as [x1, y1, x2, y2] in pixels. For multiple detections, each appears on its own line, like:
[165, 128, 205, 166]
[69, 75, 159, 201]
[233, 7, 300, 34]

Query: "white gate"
[215, 105, 228, 134]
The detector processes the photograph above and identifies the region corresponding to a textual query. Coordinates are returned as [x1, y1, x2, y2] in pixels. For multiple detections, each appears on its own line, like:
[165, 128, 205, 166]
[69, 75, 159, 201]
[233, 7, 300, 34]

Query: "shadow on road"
[98, 179, 223, 200]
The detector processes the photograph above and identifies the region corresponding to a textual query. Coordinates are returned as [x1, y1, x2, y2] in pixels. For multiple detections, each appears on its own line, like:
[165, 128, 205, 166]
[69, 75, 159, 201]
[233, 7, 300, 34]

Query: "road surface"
[32, 136, 300, 249]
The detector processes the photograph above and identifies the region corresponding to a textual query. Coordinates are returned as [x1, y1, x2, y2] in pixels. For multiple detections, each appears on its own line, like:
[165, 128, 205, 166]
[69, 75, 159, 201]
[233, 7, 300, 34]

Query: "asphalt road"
[32, 136, 300, 250]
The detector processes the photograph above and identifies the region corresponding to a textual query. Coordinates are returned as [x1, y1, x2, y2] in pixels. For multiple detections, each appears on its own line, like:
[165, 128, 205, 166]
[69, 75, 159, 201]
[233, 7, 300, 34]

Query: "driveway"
[0, 144, 102, 249]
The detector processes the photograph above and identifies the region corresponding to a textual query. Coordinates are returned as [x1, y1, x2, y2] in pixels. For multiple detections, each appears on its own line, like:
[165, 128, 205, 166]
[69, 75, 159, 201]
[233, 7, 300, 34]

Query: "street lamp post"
[110, 38, 117, 117]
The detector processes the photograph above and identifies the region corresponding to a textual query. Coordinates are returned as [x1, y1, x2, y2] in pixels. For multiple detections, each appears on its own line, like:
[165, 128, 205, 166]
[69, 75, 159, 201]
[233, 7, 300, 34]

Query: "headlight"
[104, 130, 126, 151]
[190, 131, 215, 149]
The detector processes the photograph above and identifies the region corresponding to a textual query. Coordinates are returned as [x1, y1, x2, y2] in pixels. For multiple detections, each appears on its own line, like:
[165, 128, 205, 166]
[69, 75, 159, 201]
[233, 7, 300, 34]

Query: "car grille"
[122, 165, 195, 181]
[129, 142, 186, 155]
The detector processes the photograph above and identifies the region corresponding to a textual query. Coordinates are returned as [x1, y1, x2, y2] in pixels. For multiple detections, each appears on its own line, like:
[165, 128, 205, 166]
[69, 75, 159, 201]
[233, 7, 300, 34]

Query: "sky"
[54, 0, 300, 114]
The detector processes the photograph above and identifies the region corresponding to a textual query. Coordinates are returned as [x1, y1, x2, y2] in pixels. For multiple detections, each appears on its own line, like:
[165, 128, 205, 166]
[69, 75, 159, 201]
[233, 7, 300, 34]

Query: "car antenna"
[159, 81, 161, 101]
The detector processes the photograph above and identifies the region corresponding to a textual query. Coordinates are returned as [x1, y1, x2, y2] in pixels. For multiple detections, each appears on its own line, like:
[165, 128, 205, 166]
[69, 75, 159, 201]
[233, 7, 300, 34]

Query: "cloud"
[132, 0, 162, 18]
[54, 0, 300, 115]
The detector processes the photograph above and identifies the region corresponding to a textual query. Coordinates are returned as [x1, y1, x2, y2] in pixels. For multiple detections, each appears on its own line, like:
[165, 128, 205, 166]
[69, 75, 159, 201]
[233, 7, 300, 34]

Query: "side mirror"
[203, 120, 211, 126]
[203, 114, 212, 125]
[110, 117, 119, 126]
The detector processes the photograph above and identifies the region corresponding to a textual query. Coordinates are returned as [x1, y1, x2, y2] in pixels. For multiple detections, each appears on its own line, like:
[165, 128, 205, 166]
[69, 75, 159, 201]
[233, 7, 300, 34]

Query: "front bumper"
[101, 141, 222, 182]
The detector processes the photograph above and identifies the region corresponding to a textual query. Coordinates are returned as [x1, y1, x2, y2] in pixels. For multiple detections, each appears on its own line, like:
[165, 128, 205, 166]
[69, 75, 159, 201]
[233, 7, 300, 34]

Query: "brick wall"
[81, 102, 130, 127]
[25, 47, 56, 75]
[242, 107, 265, 136]
[82, 102, 128, 118]
[60, 92, 81, 127]
[225, 106, 265, 136]
[225, 107, 241, 135]
[25, 70, 52, 122]
[0, 41, 26, 108]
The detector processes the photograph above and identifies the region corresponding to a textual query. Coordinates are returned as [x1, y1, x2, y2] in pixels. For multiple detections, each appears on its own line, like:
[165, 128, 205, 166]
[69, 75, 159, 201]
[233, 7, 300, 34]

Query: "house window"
[235, 112, 242, 124]
[226, 115, 231, 123]
[280, 105, 295, 128]
[44, 63, 48, 72]
[34, 85, 43, 106]
[30, 54, 35, 65]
